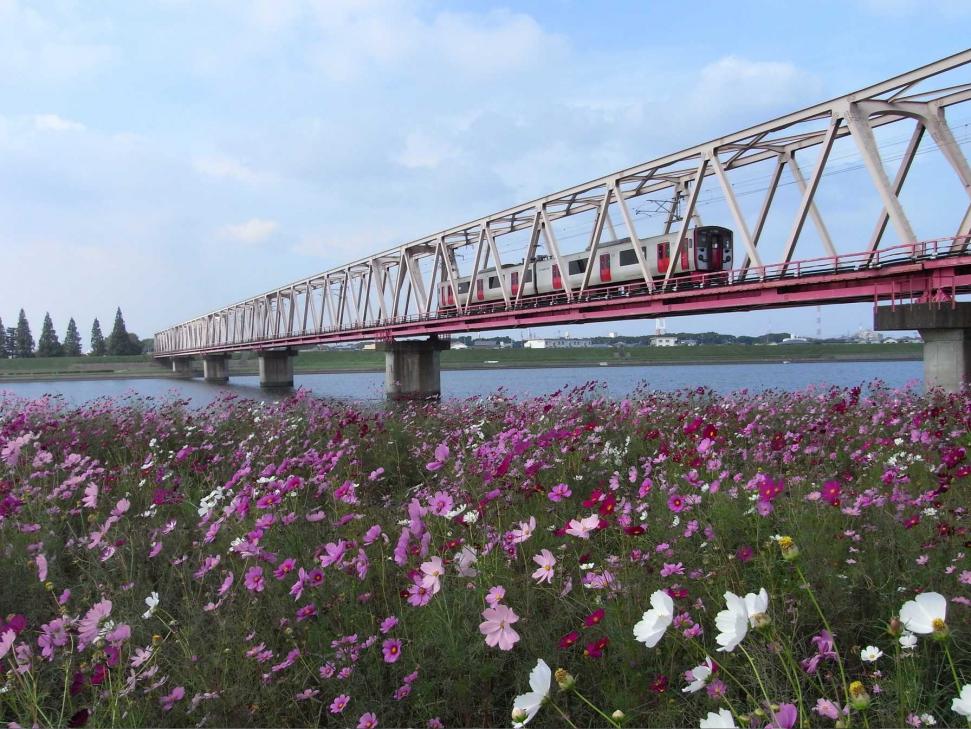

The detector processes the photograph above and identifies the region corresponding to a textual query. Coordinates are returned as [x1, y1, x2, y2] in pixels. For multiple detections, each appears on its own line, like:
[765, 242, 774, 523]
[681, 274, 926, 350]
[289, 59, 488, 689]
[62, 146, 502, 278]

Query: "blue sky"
[1, 0, 969, 344]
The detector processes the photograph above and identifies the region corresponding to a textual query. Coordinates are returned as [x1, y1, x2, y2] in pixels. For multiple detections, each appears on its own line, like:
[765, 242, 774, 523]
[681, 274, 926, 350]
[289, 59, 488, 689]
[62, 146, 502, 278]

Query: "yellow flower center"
[849, 681, 865, 697]
[933, 618, 946, 631]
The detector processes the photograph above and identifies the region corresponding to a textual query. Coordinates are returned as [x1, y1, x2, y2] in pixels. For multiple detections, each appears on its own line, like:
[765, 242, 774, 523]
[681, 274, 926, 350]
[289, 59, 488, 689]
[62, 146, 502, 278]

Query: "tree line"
[0, 308, 146, 358]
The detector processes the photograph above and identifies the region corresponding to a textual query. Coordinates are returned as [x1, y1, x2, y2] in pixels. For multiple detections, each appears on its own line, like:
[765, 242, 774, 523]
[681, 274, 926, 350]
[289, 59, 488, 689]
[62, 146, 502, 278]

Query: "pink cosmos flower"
[565, 514, 600, 539]
[382, 638, 402, 663]
[363, 525, 383, 545]
[36, 554, 48, 582]
[357, 712, 378, 729]
[380, 616, 398, 633]
[0, 629, 16, 659]
[274, 558, 297, 580]
[667, 493, 685, 513]
[548, 483, 572, 502]
[244, 566, 265, 592]
[485, 585, 506, 607]
[160, 686, 185, 711]
[479, 604, 520, 651]
[329, 694, 350, 714]
[38, 618, 69, 661]
[320, 540, 348, 568]
[406, 581, 432, 607]
[295, 688, 319, 701]
[419, 556, 444, 594]
[531, 549, 556, 584]
[77, 599, 112, 649]
[428, 491, 453, 516]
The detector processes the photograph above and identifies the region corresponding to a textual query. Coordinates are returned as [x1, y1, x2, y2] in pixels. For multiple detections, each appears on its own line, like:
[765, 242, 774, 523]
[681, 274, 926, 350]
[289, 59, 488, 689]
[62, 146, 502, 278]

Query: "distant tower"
[655, 318, 666, 336]
[816, 306, 822, 340]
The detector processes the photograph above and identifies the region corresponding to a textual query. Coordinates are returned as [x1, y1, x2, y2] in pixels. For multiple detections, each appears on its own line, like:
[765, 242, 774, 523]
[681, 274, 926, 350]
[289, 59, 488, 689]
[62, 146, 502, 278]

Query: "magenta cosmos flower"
[382, 638, 402, 663]
[479, 604, 520, 650]
[244, 566, 265, 592]
[357, 712, 378, 729]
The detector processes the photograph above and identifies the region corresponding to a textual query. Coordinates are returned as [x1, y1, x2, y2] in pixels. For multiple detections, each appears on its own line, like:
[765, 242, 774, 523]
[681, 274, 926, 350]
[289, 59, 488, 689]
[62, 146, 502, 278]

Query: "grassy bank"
[0, 343, 922, 381]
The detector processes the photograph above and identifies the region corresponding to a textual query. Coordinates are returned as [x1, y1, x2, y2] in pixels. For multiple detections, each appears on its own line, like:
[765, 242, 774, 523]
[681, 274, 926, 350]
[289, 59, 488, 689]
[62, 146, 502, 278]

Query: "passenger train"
[438, 225, 733, 309]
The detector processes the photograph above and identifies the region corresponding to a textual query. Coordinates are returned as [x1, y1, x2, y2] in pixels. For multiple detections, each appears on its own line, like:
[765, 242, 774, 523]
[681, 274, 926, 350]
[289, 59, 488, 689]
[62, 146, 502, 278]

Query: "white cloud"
[218, 218, 278, 243]
[395, 131, 459, 169]
[690, 56, 820, 114]
[33, 114, 85, 132]
[194, 155, 265, 184]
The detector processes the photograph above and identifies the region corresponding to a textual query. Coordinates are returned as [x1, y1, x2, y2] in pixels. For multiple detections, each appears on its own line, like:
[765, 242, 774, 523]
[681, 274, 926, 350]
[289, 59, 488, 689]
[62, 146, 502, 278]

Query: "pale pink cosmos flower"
[531, 549, 556, 584]
[548, 483, 572, 502]
[36, 554, 47, 582]
[479, 604, 520, 651]
[509, 517, 536, 544]
[380, 616, 398, 633]
[77, 599, 112, 649]
[565, 514, 600, 539]
[428, 491, 453, 516]
[330, 694, 350, 714]
[419, 556, 444, 594]
[485, 585, 506, 607]
[0, 629, 16, 659]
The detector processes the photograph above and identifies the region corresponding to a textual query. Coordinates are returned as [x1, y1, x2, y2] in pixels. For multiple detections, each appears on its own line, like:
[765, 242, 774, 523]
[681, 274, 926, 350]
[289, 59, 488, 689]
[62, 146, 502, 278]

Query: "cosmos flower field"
[0, 383, 969, 728]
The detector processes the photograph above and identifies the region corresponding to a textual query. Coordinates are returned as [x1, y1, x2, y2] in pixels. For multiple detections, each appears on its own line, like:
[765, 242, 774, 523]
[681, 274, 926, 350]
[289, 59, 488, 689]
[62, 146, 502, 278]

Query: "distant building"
[680, 339, 699, 347]
[780, 337, 811, 345]
[451, 342, 468, 349]
[525, 338, 604, 349]
[651, 336, 678, 347]
[472, 338, 501, 348]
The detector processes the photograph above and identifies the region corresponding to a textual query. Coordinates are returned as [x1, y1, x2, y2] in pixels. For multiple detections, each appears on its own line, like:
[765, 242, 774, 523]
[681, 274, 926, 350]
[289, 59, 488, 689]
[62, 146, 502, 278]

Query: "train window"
[458, 281, 470, 294]
[488, 276, 500, 289]
[568, 259, 587, 275]
[619, 249, 637, 267]
[523, 269, 533, 283]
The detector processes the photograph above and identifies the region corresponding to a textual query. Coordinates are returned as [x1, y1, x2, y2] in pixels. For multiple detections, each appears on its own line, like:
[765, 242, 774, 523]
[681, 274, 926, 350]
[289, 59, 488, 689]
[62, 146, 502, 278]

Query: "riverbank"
[0, 343, 922, 383]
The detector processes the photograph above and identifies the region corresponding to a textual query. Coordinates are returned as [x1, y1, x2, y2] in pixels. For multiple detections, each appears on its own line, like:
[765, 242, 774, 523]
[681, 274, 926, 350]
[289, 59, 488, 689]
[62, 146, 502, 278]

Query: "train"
[438, 225, 734, 309]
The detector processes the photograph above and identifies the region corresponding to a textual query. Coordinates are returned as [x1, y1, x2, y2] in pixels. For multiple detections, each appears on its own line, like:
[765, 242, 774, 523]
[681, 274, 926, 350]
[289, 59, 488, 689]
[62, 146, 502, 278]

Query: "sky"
[1, 0, 969, 346]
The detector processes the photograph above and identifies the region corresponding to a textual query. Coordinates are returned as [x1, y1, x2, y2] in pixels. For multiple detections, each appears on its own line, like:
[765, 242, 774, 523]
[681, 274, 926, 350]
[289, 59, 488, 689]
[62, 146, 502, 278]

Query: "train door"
[710, 234, 724, 269]
[657, 242, 670, 273]
[552, 264, 562, 290]
[599, 253, 612, 283]
[476, 279, 484, 301]
[510, 271, 519, 297]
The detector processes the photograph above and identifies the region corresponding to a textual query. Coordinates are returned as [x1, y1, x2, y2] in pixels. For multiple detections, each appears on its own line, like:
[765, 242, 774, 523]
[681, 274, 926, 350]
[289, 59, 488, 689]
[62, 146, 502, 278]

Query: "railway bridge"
[155, 50, 971, 397]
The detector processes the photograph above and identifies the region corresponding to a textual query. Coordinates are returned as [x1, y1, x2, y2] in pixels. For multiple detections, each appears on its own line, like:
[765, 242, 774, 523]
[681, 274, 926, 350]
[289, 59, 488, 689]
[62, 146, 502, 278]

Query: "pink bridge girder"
[155, 50, 971, 358]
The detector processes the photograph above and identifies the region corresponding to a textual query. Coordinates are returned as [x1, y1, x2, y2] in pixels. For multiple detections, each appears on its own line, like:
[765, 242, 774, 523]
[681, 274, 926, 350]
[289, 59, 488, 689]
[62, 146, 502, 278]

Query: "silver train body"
[439, 225, 733, 308]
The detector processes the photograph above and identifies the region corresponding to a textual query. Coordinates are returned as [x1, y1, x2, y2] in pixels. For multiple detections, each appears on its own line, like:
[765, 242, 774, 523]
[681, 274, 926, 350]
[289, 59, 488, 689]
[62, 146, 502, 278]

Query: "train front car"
[693, 226, 733, 274]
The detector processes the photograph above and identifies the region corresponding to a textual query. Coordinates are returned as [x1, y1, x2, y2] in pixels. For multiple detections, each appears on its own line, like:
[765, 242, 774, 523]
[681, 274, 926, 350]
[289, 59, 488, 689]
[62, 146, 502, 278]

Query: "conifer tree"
[107, 307, 135, 356]
[0, 316, 5, 358]
[37, 313, 62, 357]
[15, 309, 34, 358]
[63, 318, 82, 356]
[90, 318, 107, 356]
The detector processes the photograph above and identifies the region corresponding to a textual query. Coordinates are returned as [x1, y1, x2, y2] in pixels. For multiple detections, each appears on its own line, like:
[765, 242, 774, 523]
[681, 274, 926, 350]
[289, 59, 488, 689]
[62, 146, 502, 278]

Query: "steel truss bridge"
[155, 50, 971, 358]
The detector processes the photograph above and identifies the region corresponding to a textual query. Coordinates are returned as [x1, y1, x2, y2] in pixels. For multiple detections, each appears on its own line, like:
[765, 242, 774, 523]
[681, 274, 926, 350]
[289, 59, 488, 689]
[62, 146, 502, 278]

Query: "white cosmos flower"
[953, 685, 971, 719]
[715, 591, 750, 653]
[633, 590, 674, 648]
[512, 658, 551, 728]
[899, 632, 918, 650]
[142, 591, 159, 620]
[899, 591, 947, 635]
[860, 646, 884, 662]
[699, 708, 738, 728]
[743, 588, 769, 626]
[682, 657, 715, 693]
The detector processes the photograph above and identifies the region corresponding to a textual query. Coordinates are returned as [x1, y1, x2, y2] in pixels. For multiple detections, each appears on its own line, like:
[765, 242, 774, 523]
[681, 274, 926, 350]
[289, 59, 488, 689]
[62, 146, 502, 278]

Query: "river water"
[0, 360, 924, 407]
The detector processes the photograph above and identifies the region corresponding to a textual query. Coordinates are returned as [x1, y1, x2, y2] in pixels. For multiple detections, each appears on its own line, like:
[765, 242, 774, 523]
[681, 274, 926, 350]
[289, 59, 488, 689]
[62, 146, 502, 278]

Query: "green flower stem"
[943, 640, 964, 694]
[573, 688, 621, 728]
[772, 628, 806, 724]
[739, 643, 773, 713]
[548, 698, 580, 729]
[795, 563, 850, 715]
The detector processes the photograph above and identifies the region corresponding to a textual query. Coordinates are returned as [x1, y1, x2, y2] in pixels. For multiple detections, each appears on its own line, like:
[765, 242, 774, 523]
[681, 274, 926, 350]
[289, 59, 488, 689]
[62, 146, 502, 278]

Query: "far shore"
[0, 351, 922, 385]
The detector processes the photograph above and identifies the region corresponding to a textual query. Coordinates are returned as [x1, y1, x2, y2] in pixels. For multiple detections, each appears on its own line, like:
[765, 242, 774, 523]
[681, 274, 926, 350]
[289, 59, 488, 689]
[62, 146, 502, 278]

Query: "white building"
[651, 336, 678, 347]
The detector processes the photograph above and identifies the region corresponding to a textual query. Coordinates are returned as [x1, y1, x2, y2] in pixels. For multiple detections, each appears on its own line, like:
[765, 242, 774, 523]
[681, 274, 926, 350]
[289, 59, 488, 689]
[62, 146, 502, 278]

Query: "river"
[0, 360, 924, 407]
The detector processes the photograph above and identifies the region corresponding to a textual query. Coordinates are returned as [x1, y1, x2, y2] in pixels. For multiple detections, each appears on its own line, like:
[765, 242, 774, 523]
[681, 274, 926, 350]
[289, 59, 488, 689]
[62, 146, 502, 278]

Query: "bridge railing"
[154, 236, 969, 355]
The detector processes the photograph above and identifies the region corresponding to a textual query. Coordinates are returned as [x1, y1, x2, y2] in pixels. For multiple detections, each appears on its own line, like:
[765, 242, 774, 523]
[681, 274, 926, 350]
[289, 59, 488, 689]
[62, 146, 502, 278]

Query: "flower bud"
[611, 709, 625, 722]
[555, 668, 576, 691]
[151, 634, 162, 646]
[751, 612, 772, 631]
[511, 707, 528, 723]
[754, 708, 766, 718]
[44, 581, 54, 592]
[777, 536, 799, 561]
[849, 681, 870, 710]
[887, 617, 903, 637]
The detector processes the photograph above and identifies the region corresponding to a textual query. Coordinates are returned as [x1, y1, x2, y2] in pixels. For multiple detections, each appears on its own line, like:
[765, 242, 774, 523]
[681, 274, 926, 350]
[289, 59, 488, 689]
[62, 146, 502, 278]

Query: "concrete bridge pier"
[379, 336, 450, 401]
[203, 354, 230, 384]
[875, 302, 971, 392]
[258, 349, 296, 388]
[170, 357, 193, 378]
